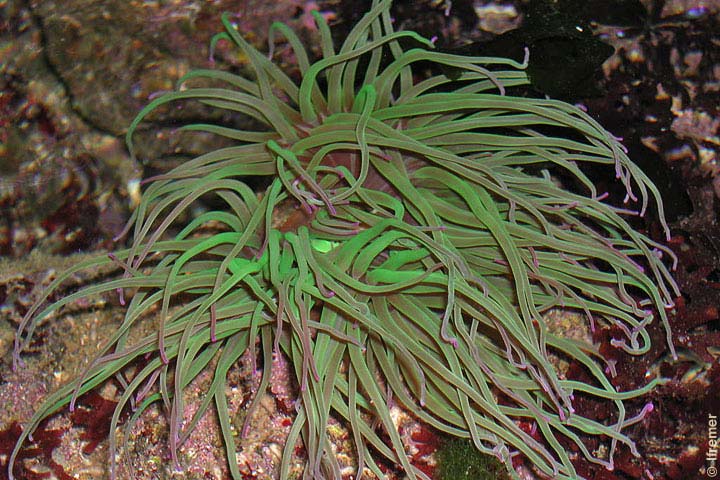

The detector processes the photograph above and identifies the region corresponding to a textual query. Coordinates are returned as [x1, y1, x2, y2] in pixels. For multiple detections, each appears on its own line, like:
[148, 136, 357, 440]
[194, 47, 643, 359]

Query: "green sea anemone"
[10, 1, 678, 479]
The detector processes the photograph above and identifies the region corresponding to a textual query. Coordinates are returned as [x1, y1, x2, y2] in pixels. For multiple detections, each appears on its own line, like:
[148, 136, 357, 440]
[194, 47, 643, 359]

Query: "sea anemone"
[11, 0, 678, 479]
